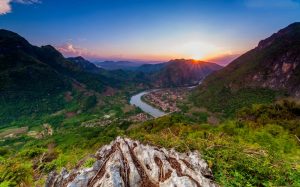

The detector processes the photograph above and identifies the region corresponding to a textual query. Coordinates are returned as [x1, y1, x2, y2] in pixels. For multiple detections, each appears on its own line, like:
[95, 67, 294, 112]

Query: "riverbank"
[141, 88, 186, 113]
[129, 90, 166, 118]
[129, 86, 198, 118]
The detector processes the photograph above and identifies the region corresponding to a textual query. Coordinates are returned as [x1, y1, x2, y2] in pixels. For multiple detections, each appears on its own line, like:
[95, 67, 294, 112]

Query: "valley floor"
[0, 88, 300, 187]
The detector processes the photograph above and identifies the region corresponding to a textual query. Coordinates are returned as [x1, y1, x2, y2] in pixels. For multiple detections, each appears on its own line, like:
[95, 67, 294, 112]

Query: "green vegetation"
[190, 23, 300, 119]
[237, 99, 300, 136]
[128, 112, 300, 186]
[0, 93, 67, 125]
[1, 101, 299, 186]
[191, 87, 282, 118]
[83, 158, 97, 168]
[1, 25, 300, 186]
[0, 82, 145, 186]
[0, 117, 124, 186]
[0, 29, 150, 127]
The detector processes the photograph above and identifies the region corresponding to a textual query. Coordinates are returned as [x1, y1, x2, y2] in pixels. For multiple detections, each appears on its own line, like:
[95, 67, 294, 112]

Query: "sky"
[1, 0, 300, 65]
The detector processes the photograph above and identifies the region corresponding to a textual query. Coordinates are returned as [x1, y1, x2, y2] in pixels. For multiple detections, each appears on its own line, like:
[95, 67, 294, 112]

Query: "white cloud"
[56, 43, 102, 59]
[0, 0, 12, 15]
[245, 0, 300, 8]
[0, 0, 41, 15]
[56, 43, 87, 57]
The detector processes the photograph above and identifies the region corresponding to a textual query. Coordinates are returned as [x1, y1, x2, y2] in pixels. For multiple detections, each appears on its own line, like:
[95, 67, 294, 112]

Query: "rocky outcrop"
[46, 137, 217, 187]
[240, 23, 300, 95]
[250, 51, 300, 91]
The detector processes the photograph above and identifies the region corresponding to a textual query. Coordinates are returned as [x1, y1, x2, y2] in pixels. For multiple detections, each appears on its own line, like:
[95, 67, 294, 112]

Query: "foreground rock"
[46, 137, 217, 187]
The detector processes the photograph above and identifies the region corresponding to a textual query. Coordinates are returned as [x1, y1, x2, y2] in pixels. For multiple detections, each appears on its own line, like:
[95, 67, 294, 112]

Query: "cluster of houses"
[128, 113, 151, 122]
[81, 112, 151, 128]
[143, 89, 185, 112]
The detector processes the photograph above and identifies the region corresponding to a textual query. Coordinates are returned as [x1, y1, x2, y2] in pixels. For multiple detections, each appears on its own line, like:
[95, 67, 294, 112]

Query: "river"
[129, 90, 166, 118]
[130, 81, 201, 118]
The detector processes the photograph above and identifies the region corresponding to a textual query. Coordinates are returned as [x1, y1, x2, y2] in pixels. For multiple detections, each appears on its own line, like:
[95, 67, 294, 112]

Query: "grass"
[128, 114, 300, 186]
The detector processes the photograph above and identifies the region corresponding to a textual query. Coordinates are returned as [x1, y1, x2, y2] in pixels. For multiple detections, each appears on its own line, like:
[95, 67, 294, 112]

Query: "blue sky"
[1, 0, 300, 64]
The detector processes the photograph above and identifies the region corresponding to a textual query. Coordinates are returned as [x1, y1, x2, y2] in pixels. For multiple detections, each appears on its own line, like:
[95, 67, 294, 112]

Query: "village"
[81, 113, 151, 128]
[142, 88, 187, 113]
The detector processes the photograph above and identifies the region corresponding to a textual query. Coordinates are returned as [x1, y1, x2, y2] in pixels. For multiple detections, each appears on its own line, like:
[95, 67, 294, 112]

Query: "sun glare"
[179, 41, 222, 61]
[191, 54, 203, 60]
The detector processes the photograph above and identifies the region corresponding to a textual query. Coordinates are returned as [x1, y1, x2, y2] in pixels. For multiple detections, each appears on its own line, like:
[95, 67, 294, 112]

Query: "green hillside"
[0, 30, 150, 125]
[191, 22, 300, 117]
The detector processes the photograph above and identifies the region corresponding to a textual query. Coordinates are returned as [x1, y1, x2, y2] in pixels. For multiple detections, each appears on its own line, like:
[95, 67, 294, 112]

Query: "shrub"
[0, 160, 33, 186]
[83, 158, 96, 168]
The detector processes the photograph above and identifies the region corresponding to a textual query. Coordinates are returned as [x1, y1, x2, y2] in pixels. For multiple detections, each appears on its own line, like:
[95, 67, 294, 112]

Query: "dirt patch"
[0, 127, 28, 139]
[65, 112, 76, 118]
[72, 81, 87, 92]
[103, 87, 116, 96]
[122, 104, 134, 113]
[207, 116, 220, 125]
[64, 91, 73, 102]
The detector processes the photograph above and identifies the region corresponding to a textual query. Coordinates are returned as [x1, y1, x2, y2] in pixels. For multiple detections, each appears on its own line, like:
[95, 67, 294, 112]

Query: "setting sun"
[191, 54, 203, 60]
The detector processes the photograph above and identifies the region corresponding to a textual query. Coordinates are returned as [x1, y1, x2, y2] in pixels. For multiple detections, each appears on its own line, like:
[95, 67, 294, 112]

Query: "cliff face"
[244, 23, 300, 95]
[46, 137, 217, 187]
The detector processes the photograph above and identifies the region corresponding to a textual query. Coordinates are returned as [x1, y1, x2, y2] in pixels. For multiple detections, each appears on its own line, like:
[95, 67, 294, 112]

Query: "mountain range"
[0, 29, 147, 122]
[192, 22, 300, 116]
[0, 29, 223, 123]
[2, 22, 300, 120]
[148, 59, 222, 87]
[0, 28, 221, 94]
[94, 60, 142, 70]
[1, 23, 300, 187]
[0, 29, 132, 97]
[94, 59, 222, 87]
